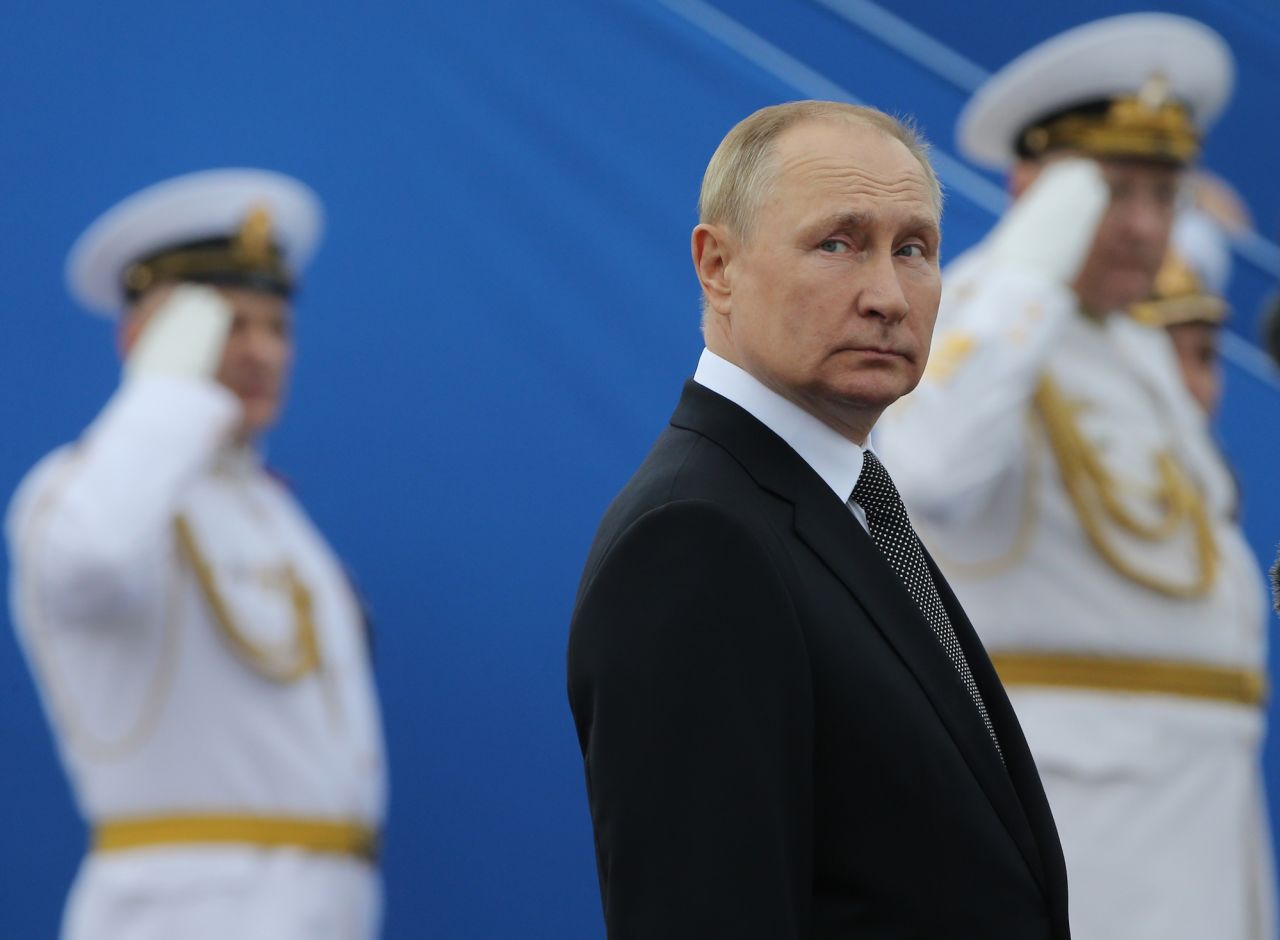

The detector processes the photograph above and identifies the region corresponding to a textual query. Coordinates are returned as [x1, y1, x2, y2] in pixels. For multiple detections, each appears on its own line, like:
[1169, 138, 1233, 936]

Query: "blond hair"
[698, 100, 942, 241]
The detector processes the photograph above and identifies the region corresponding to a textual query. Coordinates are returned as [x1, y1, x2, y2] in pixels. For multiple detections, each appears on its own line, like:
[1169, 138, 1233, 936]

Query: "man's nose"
[240, 324, 284, 364]
[1123, 195, 1170, 242]
[857, 253, 910, 323]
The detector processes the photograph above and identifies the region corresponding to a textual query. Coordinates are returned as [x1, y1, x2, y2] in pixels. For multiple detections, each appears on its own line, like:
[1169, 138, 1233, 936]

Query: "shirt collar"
[693, 348, 867, 502]
[212, 442, 262, 478]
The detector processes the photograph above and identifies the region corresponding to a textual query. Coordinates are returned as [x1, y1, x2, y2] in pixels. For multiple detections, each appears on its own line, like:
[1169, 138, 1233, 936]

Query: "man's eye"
[896, 244, 924, 258]
[819, 239, 847, 253]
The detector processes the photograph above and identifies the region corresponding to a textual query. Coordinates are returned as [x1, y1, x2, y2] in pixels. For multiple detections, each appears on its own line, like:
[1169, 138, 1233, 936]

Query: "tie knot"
[851, 451, 904, 521]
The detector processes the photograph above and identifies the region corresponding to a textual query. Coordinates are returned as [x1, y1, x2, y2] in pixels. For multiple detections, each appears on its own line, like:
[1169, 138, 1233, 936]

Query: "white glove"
[984, 158, 1110, 287]
[125, 284, 233, 382]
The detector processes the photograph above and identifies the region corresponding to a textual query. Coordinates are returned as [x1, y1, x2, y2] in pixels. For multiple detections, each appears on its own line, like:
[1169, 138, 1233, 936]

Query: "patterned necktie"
[852, 451, 1004, 760]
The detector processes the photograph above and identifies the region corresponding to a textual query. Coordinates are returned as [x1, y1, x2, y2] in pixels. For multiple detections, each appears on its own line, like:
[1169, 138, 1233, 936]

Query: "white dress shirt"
[693, 348, 871, 530]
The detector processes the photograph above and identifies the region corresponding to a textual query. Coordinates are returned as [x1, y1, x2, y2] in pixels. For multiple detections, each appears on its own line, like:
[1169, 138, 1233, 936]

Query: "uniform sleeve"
[6, 375, 240, 625]
[567, 499, 813, 939]
[875, 262, 1076, 523]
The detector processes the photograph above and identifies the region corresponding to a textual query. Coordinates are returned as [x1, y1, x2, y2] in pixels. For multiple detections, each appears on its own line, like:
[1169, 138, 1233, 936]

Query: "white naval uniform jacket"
[6, 375, 387, 940]
[875, 246, 1275, 940]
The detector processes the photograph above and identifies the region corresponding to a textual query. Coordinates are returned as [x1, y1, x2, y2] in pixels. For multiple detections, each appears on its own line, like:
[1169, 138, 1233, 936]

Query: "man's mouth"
[845, 345, 908, 359]
[235, 384, 277, 399]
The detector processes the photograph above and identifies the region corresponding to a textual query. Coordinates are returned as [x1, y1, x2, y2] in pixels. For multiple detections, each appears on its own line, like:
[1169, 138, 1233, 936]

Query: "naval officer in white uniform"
[1131, 208, 1235, 420]
[874, 14, 1275, 940]
[6, 169, 387, 939]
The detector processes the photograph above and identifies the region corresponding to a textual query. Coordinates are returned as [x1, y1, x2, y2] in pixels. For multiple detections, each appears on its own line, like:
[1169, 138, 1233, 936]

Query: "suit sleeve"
[875, 263, 1075, 525]
[6, 375, 240, 626]
[567, 498, 813, 939]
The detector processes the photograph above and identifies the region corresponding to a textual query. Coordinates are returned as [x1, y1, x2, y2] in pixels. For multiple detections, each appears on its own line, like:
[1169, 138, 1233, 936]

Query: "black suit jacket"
[568, 381, 1070, 939]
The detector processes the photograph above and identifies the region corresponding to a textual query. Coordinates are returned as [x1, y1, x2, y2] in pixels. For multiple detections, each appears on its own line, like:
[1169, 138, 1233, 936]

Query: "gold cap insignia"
[1130, 250, 1228, 327]
[121, 206, 291, 301]
[1021, 71, 1200, 165]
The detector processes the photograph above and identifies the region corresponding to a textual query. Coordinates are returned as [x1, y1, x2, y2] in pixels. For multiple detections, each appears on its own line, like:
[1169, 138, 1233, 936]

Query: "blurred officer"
[875, 15, 1274, 939]
[6, 169, 387, 940]
[1259, 289, 1280, 369]
[1131, 209, 1233, 417]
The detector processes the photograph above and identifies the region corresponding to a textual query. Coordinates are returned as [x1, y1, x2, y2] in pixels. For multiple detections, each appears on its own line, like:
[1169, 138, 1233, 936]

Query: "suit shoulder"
[578, 428, 782, 601]
[609, 426, 760, 521]
[572, 494, 794, 640]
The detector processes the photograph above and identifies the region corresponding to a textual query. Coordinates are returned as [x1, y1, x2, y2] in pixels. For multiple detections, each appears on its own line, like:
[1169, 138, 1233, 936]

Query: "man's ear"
[116, 309, 143, 359]
[691, 222, 735, 317]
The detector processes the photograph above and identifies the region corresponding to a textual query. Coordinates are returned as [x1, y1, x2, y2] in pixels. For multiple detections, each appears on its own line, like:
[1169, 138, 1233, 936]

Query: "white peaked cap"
[957, 13, 1234, 170]
[66, 168, 323, 317]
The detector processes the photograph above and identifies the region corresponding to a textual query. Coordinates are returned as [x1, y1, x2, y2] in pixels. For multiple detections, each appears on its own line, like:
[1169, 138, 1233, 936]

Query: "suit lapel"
[791, 492, 1047, 893]
[927, 549, 1065, 898]
[671, 380, 1047, 893]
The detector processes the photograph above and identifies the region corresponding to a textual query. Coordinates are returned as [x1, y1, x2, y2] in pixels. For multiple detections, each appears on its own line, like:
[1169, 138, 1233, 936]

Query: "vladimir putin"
[567, 101, 1071, 939]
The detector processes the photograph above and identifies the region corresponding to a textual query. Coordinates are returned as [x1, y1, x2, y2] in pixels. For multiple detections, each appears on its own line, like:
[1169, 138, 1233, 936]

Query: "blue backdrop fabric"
[2, 2, 1278, 936]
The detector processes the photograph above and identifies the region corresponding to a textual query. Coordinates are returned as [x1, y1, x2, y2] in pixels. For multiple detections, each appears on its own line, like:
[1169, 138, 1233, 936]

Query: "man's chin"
[827, 366, 918, 404]
[808, 381, 913, 422]
[237, 398, 282, 439]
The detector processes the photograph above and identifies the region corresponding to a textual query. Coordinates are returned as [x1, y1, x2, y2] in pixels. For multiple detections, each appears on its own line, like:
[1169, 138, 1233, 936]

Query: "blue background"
[2, 1, 1278, 936]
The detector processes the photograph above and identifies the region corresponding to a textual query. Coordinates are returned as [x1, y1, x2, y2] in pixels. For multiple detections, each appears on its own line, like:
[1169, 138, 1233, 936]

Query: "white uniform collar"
[212, 442, 262, 478]
[694, 348, 868, 502]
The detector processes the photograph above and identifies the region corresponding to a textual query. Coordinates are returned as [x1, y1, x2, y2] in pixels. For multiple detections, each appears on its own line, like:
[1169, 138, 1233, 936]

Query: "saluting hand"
[985, 158, 1110, 288]
[125, 284, 233, 382]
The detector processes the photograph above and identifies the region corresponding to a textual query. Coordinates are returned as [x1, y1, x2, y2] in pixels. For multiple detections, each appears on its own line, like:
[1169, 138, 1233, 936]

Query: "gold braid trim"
[173, 514, 322, 683]
[1020, 77, 1200, 166]
[1033, 376, 1217, 598]
[993, 651, 1266, 707]
[17, 452, 183, 760]
[927, 414, 1043, 579]
[123, 207, 289, 295]
[94, 813, 378, 862]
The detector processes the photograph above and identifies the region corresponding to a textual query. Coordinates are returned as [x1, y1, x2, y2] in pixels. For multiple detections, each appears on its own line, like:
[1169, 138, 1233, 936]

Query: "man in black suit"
[1272, 553, 1279, 614]
[567, 100, 1070, 938]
